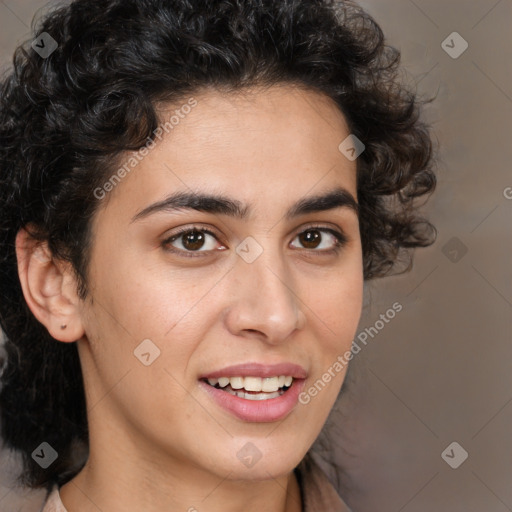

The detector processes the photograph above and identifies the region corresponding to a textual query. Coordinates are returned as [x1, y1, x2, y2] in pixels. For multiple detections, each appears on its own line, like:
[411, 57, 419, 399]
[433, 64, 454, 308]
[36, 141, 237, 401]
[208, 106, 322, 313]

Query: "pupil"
[183, 231, 205, 251]
[300, 230, 320, 249]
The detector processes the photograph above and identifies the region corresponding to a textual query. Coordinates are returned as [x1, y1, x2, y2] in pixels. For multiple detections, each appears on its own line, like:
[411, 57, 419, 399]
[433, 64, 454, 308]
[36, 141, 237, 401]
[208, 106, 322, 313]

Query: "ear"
[15, 226, 85, 342]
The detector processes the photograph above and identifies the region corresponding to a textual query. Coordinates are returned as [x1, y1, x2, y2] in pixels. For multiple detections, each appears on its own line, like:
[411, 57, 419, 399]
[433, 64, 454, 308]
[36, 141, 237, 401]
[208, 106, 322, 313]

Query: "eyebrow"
[130, 186, 359, 224]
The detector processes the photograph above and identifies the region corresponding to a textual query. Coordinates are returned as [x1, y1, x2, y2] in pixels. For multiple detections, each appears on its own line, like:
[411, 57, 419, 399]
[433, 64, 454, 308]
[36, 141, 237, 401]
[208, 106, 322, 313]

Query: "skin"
[16, 84, 363, 512]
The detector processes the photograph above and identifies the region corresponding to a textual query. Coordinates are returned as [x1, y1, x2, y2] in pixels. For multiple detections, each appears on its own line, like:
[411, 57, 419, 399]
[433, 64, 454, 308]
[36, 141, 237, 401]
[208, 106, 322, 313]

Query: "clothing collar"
[295, 451, 352, 512]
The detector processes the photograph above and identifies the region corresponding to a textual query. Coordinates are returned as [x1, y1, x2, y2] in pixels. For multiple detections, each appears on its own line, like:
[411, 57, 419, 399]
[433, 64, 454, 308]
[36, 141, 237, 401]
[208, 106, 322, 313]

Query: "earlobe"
[15, 226, 85, 343]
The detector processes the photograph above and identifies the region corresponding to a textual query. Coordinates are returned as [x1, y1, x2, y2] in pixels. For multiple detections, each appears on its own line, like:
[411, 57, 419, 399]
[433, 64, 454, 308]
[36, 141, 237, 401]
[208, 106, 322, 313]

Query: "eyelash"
[161, 224, 348, 259]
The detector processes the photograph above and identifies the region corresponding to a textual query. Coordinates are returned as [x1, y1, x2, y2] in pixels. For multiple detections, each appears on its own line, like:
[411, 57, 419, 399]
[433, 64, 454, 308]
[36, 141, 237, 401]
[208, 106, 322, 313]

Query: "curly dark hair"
[0, 0, 437, 493]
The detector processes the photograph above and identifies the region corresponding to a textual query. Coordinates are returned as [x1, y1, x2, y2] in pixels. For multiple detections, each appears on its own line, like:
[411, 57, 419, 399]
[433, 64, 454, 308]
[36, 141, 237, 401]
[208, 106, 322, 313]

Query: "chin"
[207, 440, 308, 480]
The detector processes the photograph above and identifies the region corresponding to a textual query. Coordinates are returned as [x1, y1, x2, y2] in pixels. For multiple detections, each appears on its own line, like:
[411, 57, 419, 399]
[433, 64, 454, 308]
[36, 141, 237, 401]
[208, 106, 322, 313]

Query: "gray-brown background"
[0, 1, 510, 511]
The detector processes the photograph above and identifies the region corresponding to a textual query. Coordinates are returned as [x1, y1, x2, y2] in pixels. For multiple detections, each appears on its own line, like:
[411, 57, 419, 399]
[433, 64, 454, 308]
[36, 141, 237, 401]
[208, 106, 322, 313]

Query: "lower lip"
[199, 379, 306, 423]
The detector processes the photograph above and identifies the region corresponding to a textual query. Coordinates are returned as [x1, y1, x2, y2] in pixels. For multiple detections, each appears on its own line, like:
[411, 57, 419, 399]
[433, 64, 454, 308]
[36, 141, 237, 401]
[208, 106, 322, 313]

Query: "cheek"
[312, 263, 363, 326]
[86, 264, 225, 399]
[308, 267, 363, 366]
[90, 244, 212, 337]
[300, 274, 362, 417]
[122, 271, 220, 340]
[81, 266, 209, 416]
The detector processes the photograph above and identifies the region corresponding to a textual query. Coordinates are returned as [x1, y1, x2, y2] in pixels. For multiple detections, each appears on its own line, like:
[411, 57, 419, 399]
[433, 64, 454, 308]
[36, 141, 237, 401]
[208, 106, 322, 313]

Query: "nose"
[224, 247, 307, 344]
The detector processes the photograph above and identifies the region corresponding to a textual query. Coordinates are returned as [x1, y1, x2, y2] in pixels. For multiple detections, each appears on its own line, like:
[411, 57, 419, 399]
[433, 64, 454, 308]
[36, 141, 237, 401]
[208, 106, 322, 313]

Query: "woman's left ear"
[15, 226, 86, 343]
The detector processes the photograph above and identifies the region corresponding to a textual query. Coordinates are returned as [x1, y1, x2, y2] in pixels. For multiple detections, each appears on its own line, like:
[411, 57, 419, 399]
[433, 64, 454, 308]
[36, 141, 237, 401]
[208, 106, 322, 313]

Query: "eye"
[290, 225, 347, 254]
[162, 226, 225, 257]
[161, 224, 348, 258]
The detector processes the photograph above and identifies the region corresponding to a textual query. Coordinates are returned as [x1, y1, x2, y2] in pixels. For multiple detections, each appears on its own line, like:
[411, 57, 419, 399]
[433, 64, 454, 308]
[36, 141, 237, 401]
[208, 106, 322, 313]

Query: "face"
[75, 84, 363, 481]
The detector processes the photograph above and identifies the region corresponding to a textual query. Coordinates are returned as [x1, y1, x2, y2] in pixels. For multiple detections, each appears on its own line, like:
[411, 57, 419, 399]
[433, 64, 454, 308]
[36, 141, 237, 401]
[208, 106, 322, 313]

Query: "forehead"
[167, 84, 353, 161]
[93, 84, 358, 225]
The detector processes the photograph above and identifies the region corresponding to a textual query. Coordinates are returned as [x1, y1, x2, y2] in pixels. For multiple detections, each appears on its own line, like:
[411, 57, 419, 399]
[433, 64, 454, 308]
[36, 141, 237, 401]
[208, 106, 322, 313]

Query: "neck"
[59, 423, 303, 512]
[60, 462, 302, 512]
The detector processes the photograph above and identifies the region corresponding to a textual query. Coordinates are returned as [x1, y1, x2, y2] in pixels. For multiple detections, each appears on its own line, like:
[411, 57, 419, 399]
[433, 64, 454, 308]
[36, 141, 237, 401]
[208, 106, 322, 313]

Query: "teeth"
[227, 389, 281, 400]
[262, 377, 280, 392]
[230, 377, 244, 389]
[244, 377, 262, 392]
[206, 375, 294, 393]
[218, 377, 230, 388]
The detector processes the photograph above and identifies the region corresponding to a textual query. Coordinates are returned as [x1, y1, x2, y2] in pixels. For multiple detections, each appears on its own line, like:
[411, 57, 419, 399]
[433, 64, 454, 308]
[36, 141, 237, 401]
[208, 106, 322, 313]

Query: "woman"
[0, 0, 437, 510]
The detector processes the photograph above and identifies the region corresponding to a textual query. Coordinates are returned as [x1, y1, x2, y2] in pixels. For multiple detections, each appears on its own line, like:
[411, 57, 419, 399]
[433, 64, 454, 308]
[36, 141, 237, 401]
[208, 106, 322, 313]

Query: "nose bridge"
[229, 237, 303, 339]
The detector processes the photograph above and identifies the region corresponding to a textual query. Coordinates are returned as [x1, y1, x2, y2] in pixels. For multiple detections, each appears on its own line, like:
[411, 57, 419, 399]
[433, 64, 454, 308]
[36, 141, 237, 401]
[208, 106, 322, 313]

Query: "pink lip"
[199, 377, 306, 423]
[199, 362, 308, 380]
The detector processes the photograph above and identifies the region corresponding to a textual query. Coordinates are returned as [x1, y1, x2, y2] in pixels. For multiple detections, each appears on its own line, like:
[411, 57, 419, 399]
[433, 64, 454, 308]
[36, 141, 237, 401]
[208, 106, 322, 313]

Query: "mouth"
[199, 375, 305, 423]
[201, 375, 294, 401]
[198, 363, 307, 422]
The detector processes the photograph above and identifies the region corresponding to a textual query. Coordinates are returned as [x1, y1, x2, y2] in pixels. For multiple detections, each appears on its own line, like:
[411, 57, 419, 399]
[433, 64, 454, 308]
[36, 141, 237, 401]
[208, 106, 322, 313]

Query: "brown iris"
[298, 229, 322, 249]
[181, 230, 206, 251]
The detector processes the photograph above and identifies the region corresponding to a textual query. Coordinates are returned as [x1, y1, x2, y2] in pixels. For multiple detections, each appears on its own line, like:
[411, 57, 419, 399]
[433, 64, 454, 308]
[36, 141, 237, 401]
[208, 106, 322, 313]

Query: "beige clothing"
[39, 452, 351, 512]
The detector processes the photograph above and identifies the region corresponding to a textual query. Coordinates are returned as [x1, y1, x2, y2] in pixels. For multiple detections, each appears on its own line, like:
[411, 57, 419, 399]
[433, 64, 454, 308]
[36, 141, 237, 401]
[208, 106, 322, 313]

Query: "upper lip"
[200, 362, 308, 380]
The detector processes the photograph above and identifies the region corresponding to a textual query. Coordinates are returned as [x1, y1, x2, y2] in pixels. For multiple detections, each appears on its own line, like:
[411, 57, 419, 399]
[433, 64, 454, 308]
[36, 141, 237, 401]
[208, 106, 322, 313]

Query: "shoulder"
[295, 452, 352, 512]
